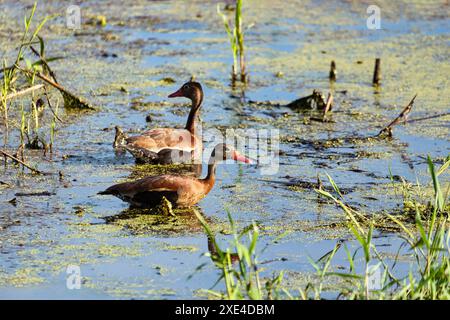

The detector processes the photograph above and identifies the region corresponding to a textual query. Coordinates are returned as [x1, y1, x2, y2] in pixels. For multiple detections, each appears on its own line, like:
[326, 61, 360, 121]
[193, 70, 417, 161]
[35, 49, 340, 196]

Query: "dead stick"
[16, 65, 94, 108]
[2, 84, 44, 100]
[407, 112, 450, 123]
[373, 58, 381, 85]
[0, 149, 44, 174]
[16, 65, 68, 94]
[377, 94, 417, 136]
[323, 93, 333, 114]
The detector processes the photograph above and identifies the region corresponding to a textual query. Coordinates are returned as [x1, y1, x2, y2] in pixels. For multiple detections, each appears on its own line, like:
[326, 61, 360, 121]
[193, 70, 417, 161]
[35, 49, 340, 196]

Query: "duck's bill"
[232, 151, 253, 164]
[168, 88, 183, 98]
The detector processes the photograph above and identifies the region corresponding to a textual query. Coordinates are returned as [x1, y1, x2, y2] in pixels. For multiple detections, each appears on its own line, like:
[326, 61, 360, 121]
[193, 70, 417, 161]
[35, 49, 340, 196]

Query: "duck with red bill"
[113, 81, 204, 164]
[168, 87, 184, 98]
[98, 143, 252, 208]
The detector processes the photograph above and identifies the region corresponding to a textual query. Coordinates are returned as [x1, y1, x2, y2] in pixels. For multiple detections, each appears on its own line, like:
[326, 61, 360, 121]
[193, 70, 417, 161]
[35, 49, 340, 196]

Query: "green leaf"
[415, 206, 430, 250]
[326, 172, 343, 198]
[364, 223, 373, 263]
[31, 15, 54, 41]
[31, 56, 65, 67]
[436, 158, 450, 176]
[38, 35, 45, 57]
[325, 272, 363, 279]
[386, 213, 415, 239]
[248, 223, 259, 255]
[25, 58, 33, 70]
[25, 2, 37, 32]
[427, 155, 444, 211]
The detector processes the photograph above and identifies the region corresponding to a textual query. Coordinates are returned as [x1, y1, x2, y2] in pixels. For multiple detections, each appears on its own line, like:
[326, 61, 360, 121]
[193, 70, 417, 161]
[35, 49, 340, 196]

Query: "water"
[0, 0, 448, 299]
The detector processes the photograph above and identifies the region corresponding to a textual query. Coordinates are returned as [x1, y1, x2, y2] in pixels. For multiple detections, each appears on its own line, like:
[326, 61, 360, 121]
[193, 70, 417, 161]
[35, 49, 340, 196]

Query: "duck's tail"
[113, 126, 128, 148]
[97, 190, 111, 195]
[98, 186, 118, 196]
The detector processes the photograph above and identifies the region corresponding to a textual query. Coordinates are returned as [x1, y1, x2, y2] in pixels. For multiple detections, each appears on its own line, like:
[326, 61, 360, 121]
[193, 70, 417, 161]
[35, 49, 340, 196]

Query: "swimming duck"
[98, 143, 252, 208]
[114, 81, 203, 164]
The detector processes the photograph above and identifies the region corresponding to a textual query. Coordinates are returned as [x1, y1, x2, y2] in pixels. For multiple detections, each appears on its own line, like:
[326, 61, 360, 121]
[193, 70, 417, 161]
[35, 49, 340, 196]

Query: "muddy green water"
[0, 0, 448, 299]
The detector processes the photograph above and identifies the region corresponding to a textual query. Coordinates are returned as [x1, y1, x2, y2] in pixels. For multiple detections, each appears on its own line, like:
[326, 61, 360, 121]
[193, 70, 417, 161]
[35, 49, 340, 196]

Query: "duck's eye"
[183, 84, 190, 90]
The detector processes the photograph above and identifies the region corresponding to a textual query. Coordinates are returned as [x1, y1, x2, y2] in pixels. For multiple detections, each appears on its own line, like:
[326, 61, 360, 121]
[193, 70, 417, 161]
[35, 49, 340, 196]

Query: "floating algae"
[0, 268, 44, 287]
[0, 0, 448, 299]
[104, 208, 204, 236]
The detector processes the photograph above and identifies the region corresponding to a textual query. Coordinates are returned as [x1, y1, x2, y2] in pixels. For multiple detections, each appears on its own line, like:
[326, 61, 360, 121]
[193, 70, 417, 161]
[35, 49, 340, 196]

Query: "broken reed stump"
[311, 92, 334, 122]
[323, 93, 333, 114]
[373, 58, 381, 86]
[329, 60, 337, 81]
[377, 94, 417, 137]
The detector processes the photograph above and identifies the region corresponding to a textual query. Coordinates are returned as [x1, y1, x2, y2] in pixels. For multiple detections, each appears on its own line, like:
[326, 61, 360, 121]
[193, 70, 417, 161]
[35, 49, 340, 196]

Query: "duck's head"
[168, 81, 203, 106]
[209, 143, 253, 164]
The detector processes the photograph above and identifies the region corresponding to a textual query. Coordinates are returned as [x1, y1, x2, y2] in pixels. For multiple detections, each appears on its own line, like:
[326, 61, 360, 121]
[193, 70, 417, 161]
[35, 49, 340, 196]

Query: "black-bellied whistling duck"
[114, 81, 203, 164]
[98, 143, 252, 208]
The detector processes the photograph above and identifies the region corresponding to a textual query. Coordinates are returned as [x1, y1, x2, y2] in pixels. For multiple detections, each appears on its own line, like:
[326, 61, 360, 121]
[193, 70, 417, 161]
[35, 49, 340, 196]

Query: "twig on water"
[19, 66, 67, 95]
[0, 148, 44, 175]
[407, 112, 450, 124]
[377, 94, 417, 137]
[15, 191, 55, 197]
[15, 64, 94, 110]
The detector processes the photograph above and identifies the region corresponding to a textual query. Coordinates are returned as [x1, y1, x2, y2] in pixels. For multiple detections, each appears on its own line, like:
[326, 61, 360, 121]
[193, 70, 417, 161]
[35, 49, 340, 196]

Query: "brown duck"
[114, 81, 203, 164]
[98, 143, 252, 208]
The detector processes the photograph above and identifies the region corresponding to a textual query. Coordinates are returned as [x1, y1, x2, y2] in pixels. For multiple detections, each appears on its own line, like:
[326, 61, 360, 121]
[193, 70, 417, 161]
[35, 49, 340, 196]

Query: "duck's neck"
[185, 93, 203, 135]
[202, 161, 217, 191]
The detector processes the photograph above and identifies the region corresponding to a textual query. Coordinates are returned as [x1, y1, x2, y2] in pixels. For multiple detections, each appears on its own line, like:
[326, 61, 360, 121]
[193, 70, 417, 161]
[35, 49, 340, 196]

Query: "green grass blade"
[325, 172, 343, 198]
[427, 155, 444, 211]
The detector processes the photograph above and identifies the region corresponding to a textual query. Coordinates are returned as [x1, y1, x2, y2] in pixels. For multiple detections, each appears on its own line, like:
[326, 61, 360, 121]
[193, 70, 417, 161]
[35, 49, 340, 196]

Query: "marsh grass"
[217, 0, 247, 83]
[49, 99, 59, 153]
[0, 2, 64, 166]
[195, 157, 449, 299]
[311, 156, 449, 299]
[193, 209, 284, 299]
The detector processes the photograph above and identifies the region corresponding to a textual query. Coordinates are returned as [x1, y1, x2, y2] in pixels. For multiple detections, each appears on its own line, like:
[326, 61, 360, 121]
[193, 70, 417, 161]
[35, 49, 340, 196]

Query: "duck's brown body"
[99, 174, 214, 208]
[121, 128, 201, 164]
[115, 82, 203, 164]
[99, 143, 251, 208]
